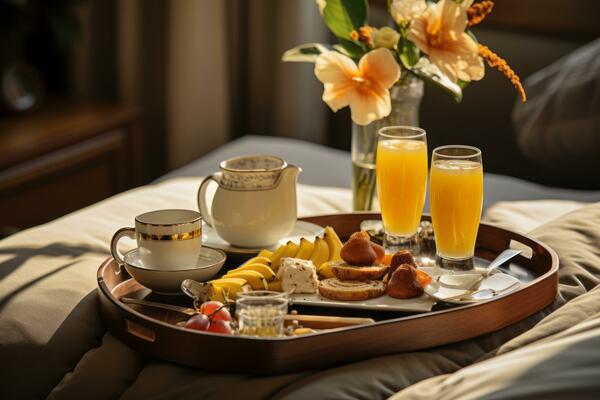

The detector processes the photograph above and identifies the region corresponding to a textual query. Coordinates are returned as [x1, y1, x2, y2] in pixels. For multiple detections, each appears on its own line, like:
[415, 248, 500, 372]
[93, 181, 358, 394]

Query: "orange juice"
[430, 159, 483, 259]
[376, 139, 428, 236]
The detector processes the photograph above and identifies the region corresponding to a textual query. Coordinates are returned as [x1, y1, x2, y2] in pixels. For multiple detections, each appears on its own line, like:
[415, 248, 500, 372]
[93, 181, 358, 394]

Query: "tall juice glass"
[430, 145, 483, 270]
[376, 126, 428, 251]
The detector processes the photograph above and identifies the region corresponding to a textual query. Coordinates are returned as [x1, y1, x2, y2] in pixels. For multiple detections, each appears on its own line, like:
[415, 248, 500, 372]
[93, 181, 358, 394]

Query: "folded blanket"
[483, 200, 584, 233]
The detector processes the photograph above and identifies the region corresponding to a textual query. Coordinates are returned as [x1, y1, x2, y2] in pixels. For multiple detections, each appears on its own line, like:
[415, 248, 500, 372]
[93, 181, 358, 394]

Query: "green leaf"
[341, 0, 368, 29]
[338, 38, 365, 59]
[410, 58, 463, 102]
[322, 0, 368, 40]
[282, 43, 332, 63]
[399, 39, 419, 68]
[457, 79, 470, 89]
[332, 44, 352, 57]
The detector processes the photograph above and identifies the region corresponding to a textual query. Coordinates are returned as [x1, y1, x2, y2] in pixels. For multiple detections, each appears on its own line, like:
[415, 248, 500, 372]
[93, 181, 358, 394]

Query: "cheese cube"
[277, 257, 319, 294]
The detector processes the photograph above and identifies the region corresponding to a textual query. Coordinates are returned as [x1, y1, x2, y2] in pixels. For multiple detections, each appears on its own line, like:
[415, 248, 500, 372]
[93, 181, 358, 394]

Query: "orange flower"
[314, 49, 401, 126]
[350, 26, 376, 46]
[479, 44, 526, 102]
[408, 0, 484, 83]
[467, 0, 494, 27]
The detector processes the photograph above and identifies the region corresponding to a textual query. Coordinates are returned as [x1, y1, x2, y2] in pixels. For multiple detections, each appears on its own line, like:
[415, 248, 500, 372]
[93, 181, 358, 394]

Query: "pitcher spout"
[280, 164, 302, 184]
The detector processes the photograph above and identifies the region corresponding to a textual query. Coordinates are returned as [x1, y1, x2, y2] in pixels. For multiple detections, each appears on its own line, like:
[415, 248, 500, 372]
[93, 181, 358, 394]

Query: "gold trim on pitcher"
[137, 229, 201, 241]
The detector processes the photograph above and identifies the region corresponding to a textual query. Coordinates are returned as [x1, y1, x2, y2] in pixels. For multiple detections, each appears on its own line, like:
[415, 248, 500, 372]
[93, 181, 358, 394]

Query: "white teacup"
[110, 209, 202, 270]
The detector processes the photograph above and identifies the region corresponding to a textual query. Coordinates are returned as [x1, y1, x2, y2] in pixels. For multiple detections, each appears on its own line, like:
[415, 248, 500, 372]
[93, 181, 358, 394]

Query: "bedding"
[1, 176, 599, 399]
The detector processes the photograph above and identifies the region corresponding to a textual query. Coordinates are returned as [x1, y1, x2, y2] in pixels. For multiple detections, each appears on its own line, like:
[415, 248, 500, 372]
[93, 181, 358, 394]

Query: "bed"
[2, 135, 600, 399]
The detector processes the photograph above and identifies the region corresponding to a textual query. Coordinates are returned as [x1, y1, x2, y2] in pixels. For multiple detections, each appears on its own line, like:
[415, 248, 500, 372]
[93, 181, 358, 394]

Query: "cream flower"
[373, 27, 400, 49]
[316, 0, 326, 15]
[390, 0, 427, 24]
[408, 0, 484, 82]
[315, 49, 401, 126]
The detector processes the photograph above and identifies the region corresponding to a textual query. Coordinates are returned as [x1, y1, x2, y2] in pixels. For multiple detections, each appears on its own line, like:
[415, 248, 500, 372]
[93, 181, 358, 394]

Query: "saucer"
[202, 220, 325, 255]
[122, 247, 226, 294]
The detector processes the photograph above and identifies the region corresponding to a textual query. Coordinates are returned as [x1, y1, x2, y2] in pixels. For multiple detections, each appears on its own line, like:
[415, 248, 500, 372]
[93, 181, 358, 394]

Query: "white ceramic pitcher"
[197, 155, 301, 248]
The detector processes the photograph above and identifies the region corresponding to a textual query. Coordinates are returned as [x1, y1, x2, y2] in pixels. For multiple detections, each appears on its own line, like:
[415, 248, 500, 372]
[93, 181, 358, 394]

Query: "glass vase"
[351, 74, 424, 211]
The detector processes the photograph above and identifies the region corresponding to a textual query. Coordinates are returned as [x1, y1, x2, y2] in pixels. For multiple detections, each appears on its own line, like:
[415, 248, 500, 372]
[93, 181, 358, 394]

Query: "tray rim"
[97, 212, 559, 343]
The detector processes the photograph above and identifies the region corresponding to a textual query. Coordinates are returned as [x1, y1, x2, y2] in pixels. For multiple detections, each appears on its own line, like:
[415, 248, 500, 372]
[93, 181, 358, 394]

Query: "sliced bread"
[318, 278, 385, 301]
[331, 261, 389, 281]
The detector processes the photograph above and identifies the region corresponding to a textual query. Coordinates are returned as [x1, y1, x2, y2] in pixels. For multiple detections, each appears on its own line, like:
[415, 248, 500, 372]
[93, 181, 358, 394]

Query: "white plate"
[291, 268, 520, 312]
[202, 220, 325, 255]
[290, 293, 436, 313]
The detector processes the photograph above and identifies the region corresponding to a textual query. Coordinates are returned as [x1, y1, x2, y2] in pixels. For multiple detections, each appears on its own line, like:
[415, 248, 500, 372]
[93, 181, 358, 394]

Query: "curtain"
[71, 0, 330, 177]
[238, 0, 329, 144]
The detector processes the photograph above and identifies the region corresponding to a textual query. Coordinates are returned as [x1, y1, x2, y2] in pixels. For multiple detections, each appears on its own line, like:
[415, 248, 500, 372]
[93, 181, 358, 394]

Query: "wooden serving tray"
[97, 213, 558, 374]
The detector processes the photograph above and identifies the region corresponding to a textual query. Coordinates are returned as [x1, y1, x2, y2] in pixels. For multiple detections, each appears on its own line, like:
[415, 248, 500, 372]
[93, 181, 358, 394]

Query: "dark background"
[1, 0, 599, 188]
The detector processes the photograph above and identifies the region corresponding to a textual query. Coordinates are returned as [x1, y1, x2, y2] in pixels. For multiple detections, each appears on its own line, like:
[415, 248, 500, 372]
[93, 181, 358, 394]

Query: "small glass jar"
[236, 291, 288, 337]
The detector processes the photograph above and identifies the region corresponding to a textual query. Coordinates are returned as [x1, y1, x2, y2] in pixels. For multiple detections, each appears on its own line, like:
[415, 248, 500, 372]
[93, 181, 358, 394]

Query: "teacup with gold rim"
[110, 209, 202, 270]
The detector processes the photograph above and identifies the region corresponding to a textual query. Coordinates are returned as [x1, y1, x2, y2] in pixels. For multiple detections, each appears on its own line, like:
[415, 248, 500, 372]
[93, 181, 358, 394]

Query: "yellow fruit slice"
[257, 249, 274, 258]
[309, 237, 330, 269]
[269, 244, 288, 268]
[267, 280, 283, 292]
[324, 226, 343, 262]
[317, 260, 337, 279]
[234, 263, 277, 282]
[224, 270, 268, 290]
[209, 277, 251, 299]
[208, 285, 230, 303]
[272, 241, 299, 270]
[241, 256, 272, 268]
[294, 238, 315, 260]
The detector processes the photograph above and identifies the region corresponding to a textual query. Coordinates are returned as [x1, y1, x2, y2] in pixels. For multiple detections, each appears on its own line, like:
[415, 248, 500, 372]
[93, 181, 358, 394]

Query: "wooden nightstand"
[0, 102, 143, 234]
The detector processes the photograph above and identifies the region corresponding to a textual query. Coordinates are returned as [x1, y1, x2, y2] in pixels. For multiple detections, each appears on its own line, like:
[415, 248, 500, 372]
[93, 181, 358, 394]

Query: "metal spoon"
[482, 249, 523, 276]
[181, 279, 212, 307]
[438, 249, 522, 289]
[448, 280, 521, 302]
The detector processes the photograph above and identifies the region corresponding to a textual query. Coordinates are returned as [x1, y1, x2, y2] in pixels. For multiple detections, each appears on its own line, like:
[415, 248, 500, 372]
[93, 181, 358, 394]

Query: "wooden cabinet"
[0, 102, 142, 234]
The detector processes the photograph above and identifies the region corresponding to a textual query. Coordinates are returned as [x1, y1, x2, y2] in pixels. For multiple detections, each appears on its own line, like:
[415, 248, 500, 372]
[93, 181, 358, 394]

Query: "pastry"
[318, 278, 386, 301]
[386, 264, 424, 299]
[388, 250, 417, 279]
[340, 232, 377, 265]
[371, 242, 385, 263]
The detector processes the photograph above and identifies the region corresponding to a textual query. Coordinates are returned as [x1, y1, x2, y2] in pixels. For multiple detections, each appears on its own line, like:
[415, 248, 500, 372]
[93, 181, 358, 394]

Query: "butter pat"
[278, 257, 319, 294]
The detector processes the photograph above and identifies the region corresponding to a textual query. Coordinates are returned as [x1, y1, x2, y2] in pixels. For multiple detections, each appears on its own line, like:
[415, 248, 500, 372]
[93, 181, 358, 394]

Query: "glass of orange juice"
[430, 145, 483, 271]
[376, 126, 428, 252]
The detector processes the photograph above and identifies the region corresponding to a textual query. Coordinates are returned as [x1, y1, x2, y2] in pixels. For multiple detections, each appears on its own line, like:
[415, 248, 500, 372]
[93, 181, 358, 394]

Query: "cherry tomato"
[200, 301, 232, 322]
[184, 313, 210, 331]
[207, 319, 233, 335]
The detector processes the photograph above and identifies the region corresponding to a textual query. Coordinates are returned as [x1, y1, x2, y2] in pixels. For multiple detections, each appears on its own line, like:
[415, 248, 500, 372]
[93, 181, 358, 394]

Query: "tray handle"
[125, 319, 156, 342]
[509, 239, 533, 259]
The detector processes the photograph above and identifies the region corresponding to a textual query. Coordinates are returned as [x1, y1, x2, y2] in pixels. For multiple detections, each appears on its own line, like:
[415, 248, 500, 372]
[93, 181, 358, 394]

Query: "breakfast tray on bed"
[97, 213, 558, 374]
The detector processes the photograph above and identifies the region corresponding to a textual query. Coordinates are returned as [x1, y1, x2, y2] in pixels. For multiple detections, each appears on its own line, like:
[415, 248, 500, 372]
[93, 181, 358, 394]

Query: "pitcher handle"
[197, 173, 220, 228]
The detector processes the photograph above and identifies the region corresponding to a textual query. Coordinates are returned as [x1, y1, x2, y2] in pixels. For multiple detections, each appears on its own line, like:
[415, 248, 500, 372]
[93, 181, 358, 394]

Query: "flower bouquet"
[283, 0, 526, 210]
